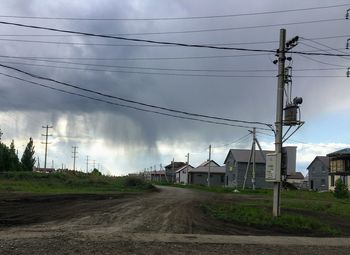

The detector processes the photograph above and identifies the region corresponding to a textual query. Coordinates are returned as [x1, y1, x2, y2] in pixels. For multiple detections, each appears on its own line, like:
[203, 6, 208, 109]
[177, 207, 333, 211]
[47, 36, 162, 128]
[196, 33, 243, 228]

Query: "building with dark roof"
[307, 156, 329, 191]
[327, 148, 350, 190]
[224, 149, 274, 189]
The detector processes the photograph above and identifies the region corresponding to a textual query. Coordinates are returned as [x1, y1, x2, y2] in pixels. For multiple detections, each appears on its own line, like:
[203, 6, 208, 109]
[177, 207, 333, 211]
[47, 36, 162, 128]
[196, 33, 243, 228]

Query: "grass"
[0, 171, 155, 194]
[201, 203, 342, 236]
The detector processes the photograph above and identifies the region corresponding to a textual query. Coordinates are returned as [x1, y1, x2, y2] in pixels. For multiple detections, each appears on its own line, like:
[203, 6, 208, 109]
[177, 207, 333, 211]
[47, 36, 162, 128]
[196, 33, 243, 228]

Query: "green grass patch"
[0, 171, 154, 194]
[201, 203, 341, 236]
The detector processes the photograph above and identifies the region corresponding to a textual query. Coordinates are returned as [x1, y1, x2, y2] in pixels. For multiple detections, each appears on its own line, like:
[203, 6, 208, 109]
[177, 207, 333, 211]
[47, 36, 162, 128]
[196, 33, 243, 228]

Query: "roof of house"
[164, 162, 187, 170]
[224, 149, 273, 164]
[327, 148, 350, 157]
[287, 171, 304, 180]
[306, 156, 329, 170]
[189, 166, 225, 174]
[175, 164, 194, 173]
[150, 170, 166, 175]
[197, 160, 220, 167]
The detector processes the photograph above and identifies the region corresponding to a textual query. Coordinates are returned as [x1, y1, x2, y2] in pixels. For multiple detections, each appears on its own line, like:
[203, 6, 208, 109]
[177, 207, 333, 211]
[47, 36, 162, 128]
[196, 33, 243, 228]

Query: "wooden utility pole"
[171, 158, 175, 183]
[252, 128, 256, 190]
[208, 145, 211, 187]
[86, 156, 89, 173]
[186, 153, 190, 184]
[41, 125, 53, 169]
[72, 146, 78, 171]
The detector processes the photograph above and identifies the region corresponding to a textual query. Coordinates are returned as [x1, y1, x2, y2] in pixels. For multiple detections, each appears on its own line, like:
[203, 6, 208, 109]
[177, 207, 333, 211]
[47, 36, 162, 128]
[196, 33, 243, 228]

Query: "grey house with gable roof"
[307, 156, 329, 191]
[224, 149, 274, 189]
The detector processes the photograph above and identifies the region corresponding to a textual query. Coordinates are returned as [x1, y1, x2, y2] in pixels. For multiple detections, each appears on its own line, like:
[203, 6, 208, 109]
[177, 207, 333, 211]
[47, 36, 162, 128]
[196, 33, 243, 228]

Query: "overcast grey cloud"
[0, 0, 349, 174]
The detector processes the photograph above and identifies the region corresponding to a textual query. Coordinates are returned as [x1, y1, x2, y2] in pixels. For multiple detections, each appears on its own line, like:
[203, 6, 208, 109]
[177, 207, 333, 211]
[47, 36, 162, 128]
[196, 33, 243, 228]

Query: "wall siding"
[308, 158, 329, 191]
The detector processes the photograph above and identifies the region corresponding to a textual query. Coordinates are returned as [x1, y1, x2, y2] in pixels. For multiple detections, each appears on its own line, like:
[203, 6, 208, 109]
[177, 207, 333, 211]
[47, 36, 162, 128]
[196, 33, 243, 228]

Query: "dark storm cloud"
[0, 0, 349, 172]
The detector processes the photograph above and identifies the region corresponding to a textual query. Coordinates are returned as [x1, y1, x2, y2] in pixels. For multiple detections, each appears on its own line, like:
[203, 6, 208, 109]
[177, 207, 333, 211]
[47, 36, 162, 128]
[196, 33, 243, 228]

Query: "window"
[330, 160, 345, 172]
[322, 166, 326, 173]
[321, 179, 326, 186]
[330, 175, 335, 187]
[220, 175, 224, 183]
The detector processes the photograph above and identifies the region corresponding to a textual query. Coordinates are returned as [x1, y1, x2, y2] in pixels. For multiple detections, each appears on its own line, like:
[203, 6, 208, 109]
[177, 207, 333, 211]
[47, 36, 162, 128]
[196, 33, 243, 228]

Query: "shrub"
[334, 178, 349, 199]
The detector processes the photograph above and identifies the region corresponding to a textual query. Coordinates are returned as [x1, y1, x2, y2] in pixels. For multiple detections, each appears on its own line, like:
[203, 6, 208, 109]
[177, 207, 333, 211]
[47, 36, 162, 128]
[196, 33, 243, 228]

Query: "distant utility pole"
[86, 156, 89, 173]
[72, 146, 78, 171]
[208, 145, 211, 187]
[171, 158, 175, 183]
[41, 125, 53, 169]
[93, 160, 96, 169]
[186, 153, 190, 184]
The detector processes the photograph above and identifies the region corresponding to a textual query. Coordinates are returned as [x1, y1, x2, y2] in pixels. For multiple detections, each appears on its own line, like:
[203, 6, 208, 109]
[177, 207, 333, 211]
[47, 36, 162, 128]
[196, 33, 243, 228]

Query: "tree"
[9, 140, 20, 171]
[91, 168, 102, 176]
[334, 178, 349, 199]
[21, 137, 36, 171]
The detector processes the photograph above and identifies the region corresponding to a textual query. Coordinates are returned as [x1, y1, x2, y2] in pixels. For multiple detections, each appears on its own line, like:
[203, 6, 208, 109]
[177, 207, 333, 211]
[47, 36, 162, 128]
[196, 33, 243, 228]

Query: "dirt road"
[0, 186, 349, 254]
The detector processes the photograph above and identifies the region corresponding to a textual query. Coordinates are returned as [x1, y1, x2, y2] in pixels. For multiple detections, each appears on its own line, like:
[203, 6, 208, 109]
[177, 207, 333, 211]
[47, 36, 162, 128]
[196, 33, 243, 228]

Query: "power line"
[1, 57, 347, 73]
[0, 3, 347, 21]
[0, 20, 276, 52]
[0, 53, 270, 61]
[0, 72, 272, 131]
[0, 60, 345, 79]
[0, 18, 344, 37]
[0, 38, 279, 47]
[0, 63, 273, 128]
[0, 60, 278, 78]
[0, 21, 348, 57]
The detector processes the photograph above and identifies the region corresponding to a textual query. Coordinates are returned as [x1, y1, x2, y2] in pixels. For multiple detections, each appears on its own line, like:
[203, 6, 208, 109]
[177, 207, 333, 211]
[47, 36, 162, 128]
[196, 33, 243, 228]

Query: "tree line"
[0, 129, 36, 172]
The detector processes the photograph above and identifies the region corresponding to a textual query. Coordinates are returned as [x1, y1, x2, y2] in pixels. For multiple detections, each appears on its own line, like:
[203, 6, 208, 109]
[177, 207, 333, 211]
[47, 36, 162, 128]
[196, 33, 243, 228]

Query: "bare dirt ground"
[0, 186, 349, 254]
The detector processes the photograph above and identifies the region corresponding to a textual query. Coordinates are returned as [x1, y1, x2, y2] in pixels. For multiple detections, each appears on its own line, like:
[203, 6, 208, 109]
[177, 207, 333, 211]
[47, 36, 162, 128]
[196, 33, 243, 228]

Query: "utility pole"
[171, 158, 175, 183]
[86, 156, 89, 173]
[186, 153, 190, 184]
[72, 146, 78, 171]
[252, 128, 256, 190]
[273, 28, 286, 217]
[93, 160, 96, 169]
[41, 125, 53, 169]
[208, 145, 211, 187]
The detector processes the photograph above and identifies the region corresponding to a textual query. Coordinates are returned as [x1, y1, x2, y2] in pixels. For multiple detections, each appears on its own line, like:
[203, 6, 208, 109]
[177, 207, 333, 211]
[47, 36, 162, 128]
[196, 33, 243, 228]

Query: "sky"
[0, 0, 349, 176]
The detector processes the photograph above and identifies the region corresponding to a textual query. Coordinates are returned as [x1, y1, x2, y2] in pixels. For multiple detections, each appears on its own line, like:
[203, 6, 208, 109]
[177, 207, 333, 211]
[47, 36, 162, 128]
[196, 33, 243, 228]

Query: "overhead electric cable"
[0, 21, 348, 57]
[0, 57, 346, 73]
[0, 38, 278, 47]
[0, 3, 347, 20]
[0, 53, 270, 61]
[0, 18, 344, 36]
[0, 72, 271, 131]
[0, 63, 273, 128]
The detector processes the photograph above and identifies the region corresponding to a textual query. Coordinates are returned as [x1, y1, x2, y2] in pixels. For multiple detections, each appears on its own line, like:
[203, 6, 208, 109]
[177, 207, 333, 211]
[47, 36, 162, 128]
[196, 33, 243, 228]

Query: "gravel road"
[0, 186, 349, 254]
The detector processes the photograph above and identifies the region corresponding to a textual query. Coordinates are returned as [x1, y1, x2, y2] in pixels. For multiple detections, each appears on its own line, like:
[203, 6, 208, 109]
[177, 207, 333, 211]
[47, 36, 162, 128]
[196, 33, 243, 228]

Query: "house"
[144, 170, 167, 182]
[224, 146, 297, 189]
[224, 149, 274, 189]
[33, 167, 55, 173]
[286, 172, 305, 189]
[164, 161, 186, 183]
[327, 148, 350, 190]
[175, 164, 194, 184]
[188, 160, 225, 186]
[307, 156, 329, 191]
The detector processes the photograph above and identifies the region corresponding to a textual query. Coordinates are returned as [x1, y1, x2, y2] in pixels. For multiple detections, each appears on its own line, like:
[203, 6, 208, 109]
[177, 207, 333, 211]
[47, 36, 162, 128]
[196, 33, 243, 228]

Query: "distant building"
[164, 162, 186, 183]
[33, 167, 55, 173]
[176, 164, 194, 184]
[224, 149, 274, 189]
[286, 172, 305, 189]
[327, 148, 350, 190]
[307, 156, 329, 191]
[187, 160, 225, 187]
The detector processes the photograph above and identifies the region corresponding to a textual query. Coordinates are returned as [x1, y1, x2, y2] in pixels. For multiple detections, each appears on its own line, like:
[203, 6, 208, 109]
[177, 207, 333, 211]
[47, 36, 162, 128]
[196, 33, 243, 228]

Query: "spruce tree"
[21, 137, 36, 171]
[9, 140, 20, 171]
